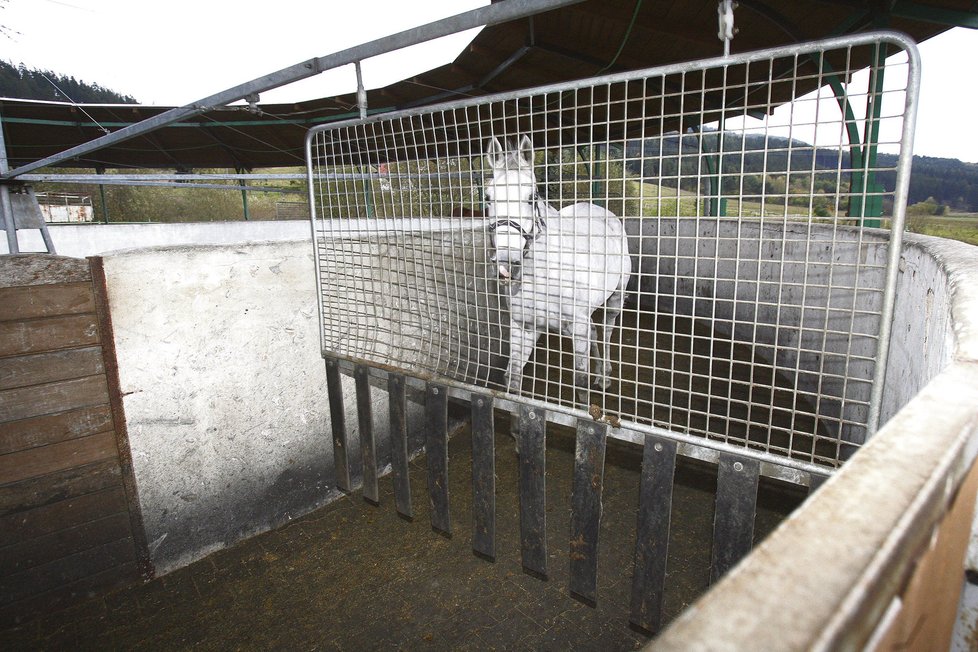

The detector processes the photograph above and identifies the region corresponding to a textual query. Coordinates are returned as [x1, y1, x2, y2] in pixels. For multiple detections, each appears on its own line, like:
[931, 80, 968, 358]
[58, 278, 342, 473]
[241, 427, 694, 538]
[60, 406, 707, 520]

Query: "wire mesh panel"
[307, 31, 918, 472]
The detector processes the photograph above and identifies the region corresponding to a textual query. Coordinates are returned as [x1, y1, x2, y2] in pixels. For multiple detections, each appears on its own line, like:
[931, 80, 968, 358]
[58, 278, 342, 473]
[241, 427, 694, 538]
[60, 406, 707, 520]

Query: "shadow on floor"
[1, 421, 804, 650]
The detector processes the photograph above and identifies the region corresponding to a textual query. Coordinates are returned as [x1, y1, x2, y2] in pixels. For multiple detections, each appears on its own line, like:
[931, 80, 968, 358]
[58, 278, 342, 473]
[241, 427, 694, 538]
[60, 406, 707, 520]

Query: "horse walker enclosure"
[5, 8, 978, 648]
[307, 31, 922, 632]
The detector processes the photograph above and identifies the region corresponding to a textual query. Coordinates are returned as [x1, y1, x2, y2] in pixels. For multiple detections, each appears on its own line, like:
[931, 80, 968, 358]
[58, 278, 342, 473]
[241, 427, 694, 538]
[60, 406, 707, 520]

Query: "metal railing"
[307, 31, 920, 473]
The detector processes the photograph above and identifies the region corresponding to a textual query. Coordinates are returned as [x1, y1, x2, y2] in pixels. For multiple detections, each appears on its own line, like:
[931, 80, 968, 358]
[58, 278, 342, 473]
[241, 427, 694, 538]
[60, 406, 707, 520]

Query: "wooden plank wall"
[0, 254, 150, 629]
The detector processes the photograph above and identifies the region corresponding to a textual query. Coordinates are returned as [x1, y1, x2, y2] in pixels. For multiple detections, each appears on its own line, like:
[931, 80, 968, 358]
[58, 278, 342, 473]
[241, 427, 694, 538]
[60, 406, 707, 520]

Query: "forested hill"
[625, 132, 978, 213]
[0, 60, 137, 104]
[887, 154, 978, 212]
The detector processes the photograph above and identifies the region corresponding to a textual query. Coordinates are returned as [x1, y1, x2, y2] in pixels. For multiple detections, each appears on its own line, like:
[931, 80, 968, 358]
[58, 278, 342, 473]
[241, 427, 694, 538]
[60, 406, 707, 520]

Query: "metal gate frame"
[306, 31, 920, 632]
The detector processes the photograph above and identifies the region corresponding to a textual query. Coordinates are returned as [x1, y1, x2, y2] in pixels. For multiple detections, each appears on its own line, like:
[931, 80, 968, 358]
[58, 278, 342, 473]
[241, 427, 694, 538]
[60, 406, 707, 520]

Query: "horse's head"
[484, 135, 545, 275]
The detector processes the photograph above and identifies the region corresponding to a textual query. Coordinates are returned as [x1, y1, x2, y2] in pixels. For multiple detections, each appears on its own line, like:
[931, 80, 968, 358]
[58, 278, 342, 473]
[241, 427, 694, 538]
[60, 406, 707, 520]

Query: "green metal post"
[96, 167, 109, 223]
[590, 144, 607, 208]
[362, 166, 375, 218]
[859, 44, 888, 228]
[236, 167, 250, 220]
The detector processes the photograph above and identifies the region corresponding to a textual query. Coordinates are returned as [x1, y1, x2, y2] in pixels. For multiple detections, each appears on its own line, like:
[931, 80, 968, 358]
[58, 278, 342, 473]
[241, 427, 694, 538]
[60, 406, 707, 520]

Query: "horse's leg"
[594, 283, 626, 390]
[507, 323, 538, 395]
[569, 318, 592, 407]
[507, 323, 538, 453]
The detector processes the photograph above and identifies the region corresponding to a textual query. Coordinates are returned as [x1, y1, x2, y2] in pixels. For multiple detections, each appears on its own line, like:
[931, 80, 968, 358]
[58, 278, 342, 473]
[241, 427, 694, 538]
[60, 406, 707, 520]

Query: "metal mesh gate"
[308, 31, 917, 473]
[307, 31, 919, 633]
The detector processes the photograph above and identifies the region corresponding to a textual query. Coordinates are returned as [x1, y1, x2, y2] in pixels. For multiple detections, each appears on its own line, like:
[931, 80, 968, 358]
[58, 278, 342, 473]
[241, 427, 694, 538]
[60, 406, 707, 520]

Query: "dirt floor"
[1, 422, 805, 651]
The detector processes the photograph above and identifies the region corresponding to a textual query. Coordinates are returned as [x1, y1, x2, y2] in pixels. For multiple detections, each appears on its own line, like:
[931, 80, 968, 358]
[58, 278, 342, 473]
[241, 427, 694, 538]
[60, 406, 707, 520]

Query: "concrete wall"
[625, 217, 891, 447]
[98, 239, 423, 574]
[652, 232, 978, 651]
[45, 218, 978, 646]
[3, 220, 312, 258]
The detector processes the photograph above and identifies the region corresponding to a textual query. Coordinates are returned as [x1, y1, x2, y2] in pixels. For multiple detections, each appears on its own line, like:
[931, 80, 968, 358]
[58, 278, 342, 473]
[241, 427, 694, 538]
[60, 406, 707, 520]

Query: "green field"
[907, 213, 978, 247]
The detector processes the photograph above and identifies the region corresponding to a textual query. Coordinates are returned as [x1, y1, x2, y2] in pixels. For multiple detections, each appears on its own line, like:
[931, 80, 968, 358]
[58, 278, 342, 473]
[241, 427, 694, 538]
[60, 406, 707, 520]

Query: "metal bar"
[355, 364, 379, 504]
[471, 393, 496, 561]
[325, 356, 354, 492]
[326, 355, 832, 484]
[425, 382, 451, 536]
[3, 0, 584, 179]
[354, 61, 368, 120]
[867, 35, 921, 437]
[569, 419, 608, 606]
[0, 186, 16, 254]
[0, 113, 18, 254]
[518, 404, 548, 579]
[12, 177, 304, 194]
[710, 453, 760, 584]
[629, 434, 677, 635]
[20, 173, 307, 181]
[388, 372, 413, 519]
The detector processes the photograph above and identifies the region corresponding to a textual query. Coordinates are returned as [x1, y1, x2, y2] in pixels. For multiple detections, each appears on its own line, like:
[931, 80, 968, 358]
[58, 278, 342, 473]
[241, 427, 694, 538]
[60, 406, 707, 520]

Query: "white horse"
[484, 135, 632, 406]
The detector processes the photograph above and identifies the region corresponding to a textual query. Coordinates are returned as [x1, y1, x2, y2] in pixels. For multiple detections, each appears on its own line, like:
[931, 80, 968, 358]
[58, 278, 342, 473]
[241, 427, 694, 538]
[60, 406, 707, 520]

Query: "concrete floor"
[1, 422, 804, 651]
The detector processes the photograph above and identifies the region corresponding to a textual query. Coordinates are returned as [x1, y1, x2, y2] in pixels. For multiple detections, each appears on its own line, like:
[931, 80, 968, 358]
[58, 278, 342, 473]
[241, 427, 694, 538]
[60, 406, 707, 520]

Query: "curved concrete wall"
[84, 220, 978, 646]
[652, 232, 978, 650]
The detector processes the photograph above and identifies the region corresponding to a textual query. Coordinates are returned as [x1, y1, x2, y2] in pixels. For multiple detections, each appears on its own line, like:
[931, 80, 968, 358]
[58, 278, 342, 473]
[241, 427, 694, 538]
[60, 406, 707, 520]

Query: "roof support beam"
[2, 0, 585, 180]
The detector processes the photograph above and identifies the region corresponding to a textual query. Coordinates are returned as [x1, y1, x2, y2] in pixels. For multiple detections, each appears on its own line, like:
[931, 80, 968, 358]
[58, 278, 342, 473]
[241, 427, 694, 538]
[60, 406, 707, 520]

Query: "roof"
[1, 0, 973, 171]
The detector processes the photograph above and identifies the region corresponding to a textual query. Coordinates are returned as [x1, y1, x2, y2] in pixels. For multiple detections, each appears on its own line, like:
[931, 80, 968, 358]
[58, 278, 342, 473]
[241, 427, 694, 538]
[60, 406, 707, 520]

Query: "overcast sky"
[3, 0, 977, 163]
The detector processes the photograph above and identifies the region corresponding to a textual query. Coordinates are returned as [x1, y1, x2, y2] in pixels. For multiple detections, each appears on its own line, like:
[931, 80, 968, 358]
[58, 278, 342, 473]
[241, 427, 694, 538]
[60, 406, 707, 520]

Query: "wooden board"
[0, 346, 105, 391]
[518, 405, 547, 578]
[470, 393, 495, 560]
[0, 430, 119, 486]
[1, 485, 129, 547]
[629, 434, 677, 635]
[0, 313, 100, 357]
[0, 283, 96, 321]
[0, 375, 110, 423]
[0, 404, 114, 455]
[0, 255, 91, 288]
[0, 254, 150, 628]
[0, 458, 122, 517]
[0, 511, 133, 576]
[569, 419, 608, 605]
[425, 383, 451, 536]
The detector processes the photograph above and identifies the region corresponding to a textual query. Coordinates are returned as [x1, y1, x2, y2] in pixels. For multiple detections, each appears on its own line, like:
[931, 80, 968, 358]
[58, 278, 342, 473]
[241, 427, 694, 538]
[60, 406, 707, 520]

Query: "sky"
[2, 0, 977, 163]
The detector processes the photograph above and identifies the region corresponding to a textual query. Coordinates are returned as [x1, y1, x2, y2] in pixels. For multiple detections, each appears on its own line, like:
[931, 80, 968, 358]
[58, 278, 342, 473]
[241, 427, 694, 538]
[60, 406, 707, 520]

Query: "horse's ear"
[518, 135, 534, 168]
[485, 137, 505, 170]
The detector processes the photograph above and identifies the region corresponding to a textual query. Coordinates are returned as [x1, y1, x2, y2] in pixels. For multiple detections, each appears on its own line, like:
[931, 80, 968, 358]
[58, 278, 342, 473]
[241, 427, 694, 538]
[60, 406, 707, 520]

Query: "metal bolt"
[734, 461, 744, 472]
[477, 399, 484, 407]
[432, 387, 439, 395]
[654, 443, 663, 452]
[528, 410, 536, 420]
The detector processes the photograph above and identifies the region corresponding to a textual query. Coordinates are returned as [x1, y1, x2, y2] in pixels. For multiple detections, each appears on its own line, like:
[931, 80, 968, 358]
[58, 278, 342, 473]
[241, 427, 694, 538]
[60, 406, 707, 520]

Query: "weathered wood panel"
[0, 430, 118, 486]
[0, 458, 122, 517]
[0, 255, 91, 288]
[0, 346, 105, 391]
[0, 283, 96, 321]
[0, 313, 100, 357]
[0, 561, 139, 629]
[0, 254, 149, 629]
[0, 537, 136, 606]
[0, 512, 133, 576]
[0, 375, 110, 423]
[0, 404, 114, 455]
[0, 485, 129, 547]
